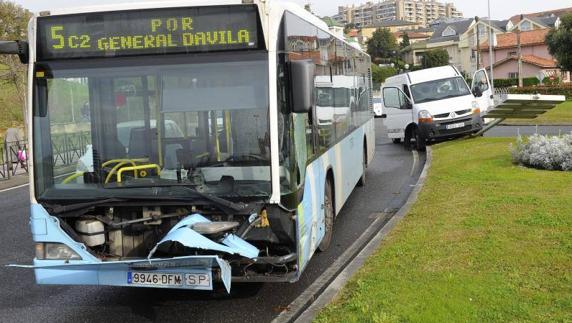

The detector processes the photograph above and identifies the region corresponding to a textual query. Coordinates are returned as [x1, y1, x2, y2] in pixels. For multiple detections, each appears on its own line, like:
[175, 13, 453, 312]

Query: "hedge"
[493, 78, 541, 88]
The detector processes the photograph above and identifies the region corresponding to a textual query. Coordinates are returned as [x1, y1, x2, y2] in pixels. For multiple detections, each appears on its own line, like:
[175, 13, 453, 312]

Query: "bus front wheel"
[357, 147, 366, 187]
[318, 179, 334, 252]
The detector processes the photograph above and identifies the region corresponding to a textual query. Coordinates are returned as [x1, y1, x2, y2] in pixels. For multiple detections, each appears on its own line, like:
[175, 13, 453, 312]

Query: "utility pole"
[517, 14, 523, 87]
[475, 16, 480, 70]
[488, 0, 495, 94]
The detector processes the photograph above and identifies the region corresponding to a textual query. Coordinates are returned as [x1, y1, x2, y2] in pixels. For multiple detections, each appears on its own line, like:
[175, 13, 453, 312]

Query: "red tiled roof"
[509, 7, 572, 23]
[521, 55, 558, 68]
[480, 29, 549, 49]
[347, 29, 359, 37]
[489, 54, 557, 69]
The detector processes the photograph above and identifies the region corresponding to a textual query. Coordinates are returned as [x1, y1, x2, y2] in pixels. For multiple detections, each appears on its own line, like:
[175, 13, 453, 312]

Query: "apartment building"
[333, 0, 463, 28]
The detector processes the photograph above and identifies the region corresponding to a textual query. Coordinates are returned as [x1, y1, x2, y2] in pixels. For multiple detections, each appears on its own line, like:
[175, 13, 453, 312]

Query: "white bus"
[2, 0, 375, 293]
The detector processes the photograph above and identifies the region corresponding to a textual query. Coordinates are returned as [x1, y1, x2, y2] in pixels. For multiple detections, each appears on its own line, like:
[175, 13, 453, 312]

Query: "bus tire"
[413, 127, 427, 151]
[392, 138, 401, 144]
[357, 146, 366, 187]
[318, 179, 334, 252]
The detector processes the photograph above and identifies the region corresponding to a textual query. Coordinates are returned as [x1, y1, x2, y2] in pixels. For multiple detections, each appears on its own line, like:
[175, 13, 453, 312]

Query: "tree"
[366, 28, 398, 62]
[371, 64, 397, 85]
[546, 13, 572, 71]
[400, 32, 411, 50]
[421, 49, 450, 69]
[344, 23, 356, 35]
[0, 1, 32, 129]
[304, 4, 313, 14]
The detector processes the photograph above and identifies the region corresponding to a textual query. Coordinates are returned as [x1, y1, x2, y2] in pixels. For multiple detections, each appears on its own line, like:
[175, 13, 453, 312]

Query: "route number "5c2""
[51, 26, 91, 50]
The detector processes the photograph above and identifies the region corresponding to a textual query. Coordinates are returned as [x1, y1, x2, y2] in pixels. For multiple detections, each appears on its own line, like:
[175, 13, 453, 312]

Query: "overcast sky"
[12, 0, 572, 20]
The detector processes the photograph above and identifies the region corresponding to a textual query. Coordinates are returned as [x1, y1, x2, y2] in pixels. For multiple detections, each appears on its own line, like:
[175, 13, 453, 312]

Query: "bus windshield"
[33, 52, 271, 200]
[410, 76, 471, 104]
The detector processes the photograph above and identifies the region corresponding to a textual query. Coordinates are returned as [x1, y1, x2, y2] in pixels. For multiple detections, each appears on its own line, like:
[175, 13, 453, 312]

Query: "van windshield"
[410, 76, 471, 104]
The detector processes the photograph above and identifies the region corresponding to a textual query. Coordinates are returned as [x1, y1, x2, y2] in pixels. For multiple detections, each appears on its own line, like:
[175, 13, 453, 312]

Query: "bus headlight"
[35, 243, 82, 260]
[418, 110, 433, 123]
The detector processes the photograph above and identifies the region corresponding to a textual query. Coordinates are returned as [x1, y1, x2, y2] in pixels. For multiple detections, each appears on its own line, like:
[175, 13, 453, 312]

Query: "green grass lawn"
[316, 138, 572, 323]
[504, 101, 572, 125]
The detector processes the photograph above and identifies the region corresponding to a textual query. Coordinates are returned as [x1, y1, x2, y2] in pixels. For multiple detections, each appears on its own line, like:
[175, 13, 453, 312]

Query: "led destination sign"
[37, 5, 261, 59]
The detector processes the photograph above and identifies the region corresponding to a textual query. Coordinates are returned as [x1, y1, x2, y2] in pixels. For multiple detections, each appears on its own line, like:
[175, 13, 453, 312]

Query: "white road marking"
[410, 150, 419, 177]
[0, 183, 29, 193]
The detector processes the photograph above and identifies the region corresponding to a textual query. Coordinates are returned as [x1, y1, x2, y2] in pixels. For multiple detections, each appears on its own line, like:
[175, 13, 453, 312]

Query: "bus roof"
[39, 0, 246, 16]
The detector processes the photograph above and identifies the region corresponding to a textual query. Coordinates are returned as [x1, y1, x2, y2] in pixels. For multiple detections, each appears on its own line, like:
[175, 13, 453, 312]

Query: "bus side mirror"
[289, 60, 315, 114]
[0, 40, 29, 64]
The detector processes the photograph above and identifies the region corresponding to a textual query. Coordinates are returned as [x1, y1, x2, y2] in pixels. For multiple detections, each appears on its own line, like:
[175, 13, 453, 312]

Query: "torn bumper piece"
[147, 214, 259, 260]
[10, 214, 261, 293]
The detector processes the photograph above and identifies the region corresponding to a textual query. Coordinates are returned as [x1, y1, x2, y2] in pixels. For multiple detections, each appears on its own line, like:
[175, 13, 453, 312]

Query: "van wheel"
[318, 179, 334, 252]
[404, 128, 413, 150]
[357, 148, 366, 187]
[413, 127, 427, 151]
[392, 138, 401, 144]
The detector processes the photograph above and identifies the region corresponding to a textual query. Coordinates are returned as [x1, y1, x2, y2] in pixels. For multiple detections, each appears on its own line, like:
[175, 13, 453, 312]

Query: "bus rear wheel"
[318, 179, 334, 252]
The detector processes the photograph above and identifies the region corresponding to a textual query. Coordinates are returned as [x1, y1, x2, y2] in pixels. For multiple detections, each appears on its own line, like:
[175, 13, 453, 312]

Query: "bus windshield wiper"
[106, 184, 248, 214]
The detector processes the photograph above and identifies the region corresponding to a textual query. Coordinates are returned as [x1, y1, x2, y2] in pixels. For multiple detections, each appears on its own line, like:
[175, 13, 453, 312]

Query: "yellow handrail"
[105, 161, 136, 184]
[102, 158, 148, 168]
[117, 164, 161, 183]
[62, 172, 84, 184]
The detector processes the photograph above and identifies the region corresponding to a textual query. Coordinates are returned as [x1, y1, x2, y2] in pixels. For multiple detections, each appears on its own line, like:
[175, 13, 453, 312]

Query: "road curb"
[293, 147, 433, 322]
[273, 147, 433, 323]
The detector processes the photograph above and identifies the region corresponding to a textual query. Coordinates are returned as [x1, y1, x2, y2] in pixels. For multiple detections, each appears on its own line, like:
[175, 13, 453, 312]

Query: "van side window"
[382, 87, 410, 110]
[473, 70, 489, 92]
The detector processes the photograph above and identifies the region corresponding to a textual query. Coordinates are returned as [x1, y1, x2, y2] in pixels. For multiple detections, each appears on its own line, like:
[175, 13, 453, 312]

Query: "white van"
[381, 65, 492, 150]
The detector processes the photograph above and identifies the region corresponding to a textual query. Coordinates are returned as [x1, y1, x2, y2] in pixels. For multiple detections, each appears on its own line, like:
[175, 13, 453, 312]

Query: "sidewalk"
[0, 173, 29, 191]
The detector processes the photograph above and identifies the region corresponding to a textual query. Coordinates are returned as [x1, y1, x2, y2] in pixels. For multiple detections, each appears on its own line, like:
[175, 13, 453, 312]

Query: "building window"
[520, 21, 532, 31]
[508, 51, 517, 57]
[442, 26, 456, 37]
[509, 72, 519, 79]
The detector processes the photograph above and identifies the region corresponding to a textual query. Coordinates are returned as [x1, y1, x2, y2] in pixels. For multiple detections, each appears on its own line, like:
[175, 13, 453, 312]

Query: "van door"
[471, 69, 493, 114]
[381, 86, 413, 140]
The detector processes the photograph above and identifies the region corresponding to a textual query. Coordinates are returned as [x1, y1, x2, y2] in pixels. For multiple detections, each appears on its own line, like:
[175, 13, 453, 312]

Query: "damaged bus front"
[9, 2, 303, 293]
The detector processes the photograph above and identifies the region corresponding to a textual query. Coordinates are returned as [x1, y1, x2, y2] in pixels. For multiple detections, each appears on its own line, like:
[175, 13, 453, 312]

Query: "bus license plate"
[128, 272, 212, 289]
[446, 122, 465, 130]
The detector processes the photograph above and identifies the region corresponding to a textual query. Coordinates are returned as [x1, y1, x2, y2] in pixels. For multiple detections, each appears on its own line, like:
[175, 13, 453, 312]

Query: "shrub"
[492, 77, 540, 88]
[511, 134, 572, 171]
[371, 64, 397, 87]
[494, 78, 518, 88]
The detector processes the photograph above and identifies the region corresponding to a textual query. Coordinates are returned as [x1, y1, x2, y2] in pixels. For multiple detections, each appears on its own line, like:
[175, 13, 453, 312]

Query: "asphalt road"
[486, 125, 572, 137]
[0, 119, 424, 323]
